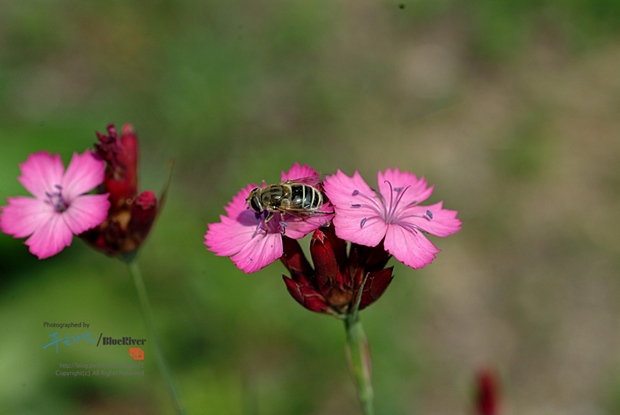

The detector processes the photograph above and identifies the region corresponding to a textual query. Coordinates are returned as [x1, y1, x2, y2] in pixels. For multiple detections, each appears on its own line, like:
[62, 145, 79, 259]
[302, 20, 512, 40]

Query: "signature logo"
[42, 331, 96, 354]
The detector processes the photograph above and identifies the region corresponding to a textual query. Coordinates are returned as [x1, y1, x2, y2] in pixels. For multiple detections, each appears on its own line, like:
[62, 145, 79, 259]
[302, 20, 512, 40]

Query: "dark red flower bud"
[359, 267, 393, 310]
[280, 223, 395, 317]
[283, 276, 334, 316]
[94, 123, 138, 209]
[81, 124, 163, 260]
[131, 191, 157, 226]
[280, 236, 314, 277]
[475, 369, 500, 415]
[310, 226, 347, 287]
[349, 242, 391, 274]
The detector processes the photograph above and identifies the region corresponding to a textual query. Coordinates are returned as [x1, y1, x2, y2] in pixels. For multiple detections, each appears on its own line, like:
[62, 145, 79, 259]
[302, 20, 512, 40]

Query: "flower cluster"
[205, 164, 461, 315]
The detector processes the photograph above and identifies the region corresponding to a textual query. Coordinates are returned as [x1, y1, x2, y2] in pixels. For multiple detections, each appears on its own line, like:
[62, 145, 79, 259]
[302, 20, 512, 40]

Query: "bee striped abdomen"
[246, 180, 324, 223]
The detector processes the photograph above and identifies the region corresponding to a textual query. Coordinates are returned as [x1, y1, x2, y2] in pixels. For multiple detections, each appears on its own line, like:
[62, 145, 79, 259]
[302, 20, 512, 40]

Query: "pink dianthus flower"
[205, 163, 333, 273]
[0, 151, 110, 259]
[323, 168, 461, 269]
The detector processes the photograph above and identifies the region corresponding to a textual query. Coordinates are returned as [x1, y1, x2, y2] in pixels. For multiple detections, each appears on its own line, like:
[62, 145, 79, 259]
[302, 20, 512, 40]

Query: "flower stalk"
[345, 274, 374, 415]
[205, 164, 462, 415]
[127, 259, 185, 415]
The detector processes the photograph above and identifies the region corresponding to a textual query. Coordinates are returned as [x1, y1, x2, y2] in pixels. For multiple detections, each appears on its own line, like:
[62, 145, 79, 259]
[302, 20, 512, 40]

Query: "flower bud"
[475, 368, 500, 415]
[282, 275, 333, 315]
[95, 124, 138, 208]
[81, 124, 161, 259]
[280, 224, 395, 317]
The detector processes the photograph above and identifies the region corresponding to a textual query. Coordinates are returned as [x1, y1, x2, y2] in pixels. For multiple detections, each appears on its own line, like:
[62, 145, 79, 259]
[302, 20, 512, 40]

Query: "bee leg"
[263, 211, 274, 223]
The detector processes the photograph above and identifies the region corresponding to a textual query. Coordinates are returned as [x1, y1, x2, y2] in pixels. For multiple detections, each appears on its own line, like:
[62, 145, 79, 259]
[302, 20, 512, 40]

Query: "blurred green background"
[2, 0, 620, 414]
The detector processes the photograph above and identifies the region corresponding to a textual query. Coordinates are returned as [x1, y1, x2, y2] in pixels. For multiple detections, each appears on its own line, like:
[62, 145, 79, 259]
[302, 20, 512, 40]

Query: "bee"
[246, 180, 325, 223]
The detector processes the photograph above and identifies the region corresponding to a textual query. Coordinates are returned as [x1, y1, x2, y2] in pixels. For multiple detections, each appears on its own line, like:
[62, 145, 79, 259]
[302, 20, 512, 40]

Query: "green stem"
[128, 260, 185, 415]
[345, 274, 374, 415]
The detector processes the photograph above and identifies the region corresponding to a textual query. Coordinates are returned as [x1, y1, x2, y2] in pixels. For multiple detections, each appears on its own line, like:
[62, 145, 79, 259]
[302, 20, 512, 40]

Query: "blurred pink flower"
[0, 151, 110, 259]
[323, 168, 461, 269]
[204, 163, 333, 273]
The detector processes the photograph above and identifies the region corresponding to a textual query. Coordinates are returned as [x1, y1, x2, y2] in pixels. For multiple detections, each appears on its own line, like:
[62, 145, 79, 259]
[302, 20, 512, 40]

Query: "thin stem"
[345, 273, 374, 415]
[128, 260, 185, 415]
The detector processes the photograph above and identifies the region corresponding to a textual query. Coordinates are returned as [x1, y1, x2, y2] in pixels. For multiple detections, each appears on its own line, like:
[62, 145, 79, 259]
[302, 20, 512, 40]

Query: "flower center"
[44, 184, 69, 212]
[350, 180, 433, 230]
[251, 211, 287, 237]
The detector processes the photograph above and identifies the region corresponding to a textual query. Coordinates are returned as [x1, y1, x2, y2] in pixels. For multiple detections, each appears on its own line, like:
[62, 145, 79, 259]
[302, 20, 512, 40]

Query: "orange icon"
[129, 347, 144, 360]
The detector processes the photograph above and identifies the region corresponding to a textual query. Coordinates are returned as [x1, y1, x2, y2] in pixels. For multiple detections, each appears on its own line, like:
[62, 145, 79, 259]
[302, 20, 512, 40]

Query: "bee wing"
[284, 175, 322, 186]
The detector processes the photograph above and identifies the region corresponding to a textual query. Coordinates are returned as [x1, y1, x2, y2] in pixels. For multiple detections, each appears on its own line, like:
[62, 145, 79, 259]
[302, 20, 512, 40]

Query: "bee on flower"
[205, 164, 461, 316]
[204, 163, 334, 274]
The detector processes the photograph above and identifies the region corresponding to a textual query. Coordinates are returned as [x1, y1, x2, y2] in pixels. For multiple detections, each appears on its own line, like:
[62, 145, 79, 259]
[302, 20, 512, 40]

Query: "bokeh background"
[2, 1, 620, 414]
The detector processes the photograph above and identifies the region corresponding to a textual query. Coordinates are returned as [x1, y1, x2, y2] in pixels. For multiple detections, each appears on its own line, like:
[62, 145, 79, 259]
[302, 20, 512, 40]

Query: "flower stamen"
[44, 184, 69, 212]
[351, 188, 387, 229]
[383, 180, 415, 222]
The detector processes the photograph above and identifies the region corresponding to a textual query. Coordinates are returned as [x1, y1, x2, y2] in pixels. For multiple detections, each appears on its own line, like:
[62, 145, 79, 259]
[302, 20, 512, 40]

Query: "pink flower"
[205, 163, 334, 273]
[0, 151, 110, 259]
[323, 168, 461, 269]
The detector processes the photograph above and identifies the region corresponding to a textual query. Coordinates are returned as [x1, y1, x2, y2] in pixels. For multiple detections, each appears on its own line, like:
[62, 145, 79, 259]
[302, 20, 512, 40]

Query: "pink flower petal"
[24, 213, 74, 259]
[285, 211, 334, 239]
[334, 211, 388, 247]
[62, 151, 106, 199]
[205, 210, 261, 257]
[324, 170, 387, 246]
[403, 202, 462, 237]
[377, 168, 434, 207]
[205, 209, 284, 273]
[18, 152, 65, 200]
[384, 225, 440, 269]
[62, 194, 110, 235]
[0, 196, 54, 238]
[205, 183, 286, 273]
[223, 184, 256, 218]
[324, 170, 375, 208]
[281, 162, 320, 184]
[230, 232, 283, 273]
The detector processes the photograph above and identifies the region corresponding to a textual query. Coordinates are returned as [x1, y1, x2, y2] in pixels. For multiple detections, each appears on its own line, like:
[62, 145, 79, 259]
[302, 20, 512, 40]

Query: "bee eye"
[249, 196, 262, 212]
